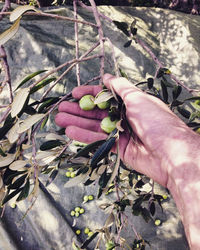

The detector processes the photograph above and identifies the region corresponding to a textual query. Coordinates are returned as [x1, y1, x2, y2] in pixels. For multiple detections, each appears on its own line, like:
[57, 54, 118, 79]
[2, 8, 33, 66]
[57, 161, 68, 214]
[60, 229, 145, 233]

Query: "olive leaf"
[8, 174, 27, 190]
[94, 91, 113, 104]
[74, 140, 106, 158]
[124, 40, 132, 48]
[172, 85, 182, 100]
[90, 137, 116, 168]
[7, 119, 21, 144]
[15, 70, 47, 90]
[10, 5, 39, 22]
[38, 97, 60, 113]
[40, 140, 64, 151]
[113, 21, 130, 36]
[46, 169, 58, 186]
[160, 80, 168, 103]
[9, 160, 27, 171]
[0, 154, 15, 168]
[2, 188, 23, 205]
[11, 88, 30, 118]
[30, 77, 56, 94]
[16, 178, 30, 201]
[0, 17, 21, 46]
[177, 106, 191, 119]
[80, 232, 99, 249]
[17, 113, 46, 133]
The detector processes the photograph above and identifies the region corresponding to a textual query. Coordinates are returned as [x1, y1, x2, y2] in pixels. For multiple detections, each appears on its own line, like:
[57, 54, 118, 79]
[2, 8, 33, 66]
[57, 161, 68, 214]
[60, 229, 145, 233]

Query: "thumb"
[103, 73, 141, 101]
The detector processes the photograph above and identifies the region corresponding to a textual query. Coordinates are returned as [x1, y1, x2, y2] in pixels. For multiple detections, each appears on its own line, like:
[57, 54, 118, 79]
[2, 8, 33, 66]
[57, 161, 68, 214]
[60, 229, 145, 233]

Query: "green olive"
[88, 231, 94, 237]
[100, 116, 118, 134]
[83, 195, 89, 202]
[97, 100, 110, 110]
[84, 227, 90, 234]
[79, 95, 96, 111]
[76, 229, 81, 235]
[79, 208, 85, 214]
[70, 210, 75, 216]
[88, 195, 94, 201]
[154, 219, 161, 226]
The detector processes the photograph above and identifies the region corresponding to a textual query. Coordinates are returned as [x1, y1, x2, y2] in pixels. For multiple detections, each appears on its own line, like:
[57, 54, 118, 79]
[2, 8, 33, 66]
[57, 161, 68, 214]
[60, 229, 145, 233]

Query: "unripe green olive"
[162, 194, 168, 200]
[79, 95, 96, 111]
[66, 171, 71, 178]
[83, 195, 89, 202]
[88, 195, 94, 201]
[100, 116, 118, 134]
[75, 206, 81, 212]
[79, 208, 85, 214]
[154, 219, 161, 226]
[97, 100, 110, 110]
[76, 229, 81, 235]
[70, 172, 76, 178]
[70, 210, 75, 216]
[84, 227, 90, 234]
[88, 231, 94, 237]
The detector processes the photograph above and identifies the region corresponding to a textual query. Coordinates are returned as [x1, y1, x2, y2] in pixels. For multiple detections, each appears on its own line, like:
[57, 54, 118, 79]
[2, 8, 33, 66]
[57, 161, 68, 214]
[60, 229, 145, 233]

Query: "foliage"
[0, 2, 200, 249]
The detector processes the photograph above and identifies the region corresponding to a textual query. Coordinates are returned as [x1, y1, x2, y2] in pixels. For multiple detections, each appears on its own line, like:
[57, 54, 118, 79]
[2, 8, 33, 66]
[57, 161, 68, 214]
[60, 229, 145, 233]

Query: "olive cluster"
[79, 94, 119, 134]
[65, 167, 76, 178]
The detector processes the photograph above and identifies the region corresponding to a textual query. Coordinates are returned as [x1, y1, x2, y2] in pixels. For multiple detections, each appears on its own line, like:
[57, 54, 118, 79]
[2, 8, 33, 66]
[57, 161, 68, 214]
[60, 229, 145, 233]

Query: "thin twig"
[73, 0, 80, 86]
[89, 0, 105, 84]
[0, 11, 98, 27]
[77, 0, 113, 23]
[0, 0, 10, 20]
[29, 41, 101, 90]
[39, 54, 100, 101]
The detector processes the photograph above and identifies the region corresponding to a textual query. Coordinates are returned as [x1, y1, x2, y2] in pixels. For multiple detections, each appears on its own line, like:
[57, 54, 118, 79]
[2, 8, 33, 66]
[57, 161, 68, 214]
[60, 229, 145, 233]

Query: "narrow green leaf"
[74, 140, 106, 158]
[160, 80, 168, 103]
[16, 178, 30, 201]
[172, 85, 182, 100]
[2, 188, 23, 205]
[119, 68, 128, 79]
[46, 169, 58, 186]
[80, 232, 99, 249]
[185, 96, 200, 101]
[177, 106, 191, 119]
[124, 40, 132, 48]
[147, 78, 154, 89]
[8, 174, 27, 189]
[91, 137, 116, 168]
[113, 21, 129, 36]
[40, 116, 49, 130]
[15, 70, 47, 90]
[38, 97, 60, 113]
[10, 5, 38, 22]
[11, 88, 30, 118]
[3, 168, 26, 185]
[149, 201, 155, 216]
[0, 148, 6, 157]
[30, 77, 56, 94]
[0, 17, 21, 46]
[40, 140, 63, 151]
[141, 207, 151, 223]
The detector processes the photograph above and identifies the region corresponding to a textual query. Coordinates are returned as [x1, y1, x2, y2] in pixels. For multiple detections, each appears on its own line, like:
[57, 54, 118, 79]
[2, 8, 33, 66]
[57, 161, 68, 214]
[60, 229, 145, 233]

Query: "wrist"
[166, 129, 200, 249]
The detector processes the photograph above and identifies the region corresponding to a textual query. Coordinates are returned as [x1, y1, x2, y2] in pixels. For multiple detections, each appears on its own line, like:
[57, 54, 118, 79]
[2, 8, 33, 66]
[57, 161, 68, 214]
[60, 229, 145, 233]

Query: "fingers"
[58, 101, 108, 120]
[55, 112, 104, 132]
[65, 126, 107, 144]
[103, 73, 141, 101]
[72, 85, 102, 99]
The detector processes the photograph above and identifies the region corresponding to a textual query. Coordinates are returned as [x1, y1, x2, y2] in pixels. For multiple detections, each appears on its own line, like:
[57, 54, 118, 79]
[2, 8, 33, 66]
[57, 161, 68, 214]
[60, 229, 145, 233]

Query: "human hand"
[55, 74, 191, 187]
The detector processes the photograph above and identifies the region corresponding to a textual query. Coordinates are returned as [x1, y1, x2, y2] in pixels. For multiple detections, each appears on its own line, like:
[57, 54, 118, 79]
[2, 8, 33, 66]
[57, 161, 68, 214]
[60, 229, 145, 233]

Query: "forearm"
[166, 129, 200, 249]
